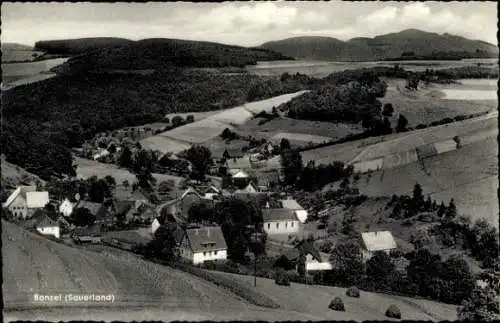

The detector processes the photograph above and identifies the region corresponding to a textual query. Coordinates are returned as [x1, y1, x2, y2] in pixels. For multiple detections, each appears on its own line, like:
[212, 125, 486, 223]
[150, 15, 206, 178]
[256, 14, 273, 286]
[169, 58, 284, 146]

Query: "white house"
[35, 214, 60, 239]
[360, 231, 397, 261]
[2, 185, 50, 219]
[93, 148, 110, 160]
[203, 185, 221, 200]
[305, 254, 333, 272]
[229, 169, 250, 179]
[180, 226, 228, 265]
[280, 198, 308, 223]
[59, 198, 77, 217]
[262, 208, 300, 236]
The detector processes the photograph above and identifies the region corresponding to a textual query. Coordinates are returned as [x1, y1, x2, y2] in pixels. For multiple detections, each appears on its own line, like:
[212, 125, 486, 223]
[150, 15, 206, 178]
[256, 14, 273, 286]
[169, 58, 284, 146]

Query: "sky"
[2, 1, 498, 47]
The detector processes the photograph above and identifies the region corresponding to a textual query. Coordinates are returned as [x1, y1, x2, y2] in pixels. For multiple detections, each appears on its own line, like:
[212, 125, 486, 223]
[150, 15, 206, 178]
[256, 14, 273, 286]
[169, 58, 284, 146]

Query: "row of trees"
[319, 243, 485, 306]
[279, 141, 354, 192]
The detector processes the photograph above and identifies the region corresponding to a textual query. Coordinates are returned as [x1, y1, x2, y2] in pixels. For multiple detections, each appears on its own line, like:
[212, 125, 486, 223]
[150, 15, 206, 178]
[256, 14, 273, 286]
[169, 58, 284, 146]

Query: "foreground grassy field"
[209, 271, 459, 321]
[3, 220, 460, 321]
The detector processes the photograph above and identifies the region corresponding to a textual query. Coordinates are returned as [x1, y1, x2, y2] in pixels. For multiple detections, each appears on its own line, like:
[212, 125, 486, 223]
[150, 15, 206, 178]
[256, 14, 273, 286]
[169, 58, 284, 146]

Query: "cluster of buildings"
[3, 174, 400, 273]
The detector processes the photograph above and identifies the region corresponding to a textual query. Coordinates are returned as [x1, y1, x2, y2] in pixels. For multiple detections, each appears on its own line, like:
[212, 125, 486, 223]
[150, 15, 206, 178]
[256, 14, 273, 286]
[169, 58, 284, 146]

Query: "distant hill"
[1, 42, 33, 51]
[260, 29, 499, 61]
[35, 37, 134, 54]
[33, 37, 293, 73]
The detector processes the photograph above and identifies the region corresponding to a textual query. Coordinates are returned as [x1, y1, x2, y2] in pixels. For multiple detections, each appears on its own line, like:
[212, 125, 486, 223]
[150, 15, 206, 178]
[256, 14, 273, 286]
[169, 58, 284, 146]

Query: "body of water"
[1, 58, 69, 89]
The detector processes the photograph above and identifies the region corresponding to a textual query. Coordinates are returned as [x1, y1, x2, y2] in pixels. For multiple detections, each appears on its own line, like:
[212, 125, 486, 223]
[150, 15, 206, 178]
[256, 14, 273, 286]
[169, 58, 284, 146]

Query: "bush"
[385, 304, 402, 319]
[275, 270, 291, 286]
[329, 297, 345, 311]
[346, 286, 360, 298]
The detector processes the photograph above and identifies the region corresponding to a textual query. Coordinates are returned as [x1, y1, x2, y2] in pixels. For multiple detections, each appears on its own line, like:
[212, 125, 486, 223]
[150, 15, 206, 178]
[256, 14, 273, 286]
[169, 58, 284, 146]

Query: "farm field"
[209, 271, 459, 321]
[301, 110, 497, 167]
[352, 136, 498, 227]
[246, 59, 498, 77]
[380, 78, 496, 128]
[140, 91, 308, 154]
[238, 117, 363, 143]
[74, 157, 184, 186]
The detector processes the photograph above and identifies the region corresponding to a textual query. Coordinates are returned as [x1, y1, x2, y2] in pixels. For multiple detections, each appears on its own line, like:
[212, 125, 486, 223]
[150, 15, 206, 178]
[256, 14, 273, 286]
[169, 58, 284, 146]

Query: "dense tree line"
[2, 70, 308, 180]
[284, 79, 387, 129]
[318, 242, 481, 306]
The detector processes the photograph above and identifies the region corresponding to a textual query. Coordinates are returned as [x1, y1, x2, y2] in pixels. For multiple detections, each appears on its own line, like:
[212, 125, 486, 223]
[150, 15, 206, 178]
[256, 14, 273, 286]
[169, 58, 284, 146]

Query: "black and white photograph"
[1, 1, 499, 321]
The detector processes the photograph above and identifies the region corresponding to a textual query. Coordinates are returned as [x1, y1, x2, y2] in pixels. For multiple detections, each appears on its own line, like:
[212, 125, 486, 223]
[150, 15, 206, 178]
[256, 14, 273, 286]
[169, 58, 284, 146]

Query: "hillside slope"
[35, 37, 292, 73]
[261, 29, 498, 61]
[209, 271, 459, 321]
[3, 220, 460, 321]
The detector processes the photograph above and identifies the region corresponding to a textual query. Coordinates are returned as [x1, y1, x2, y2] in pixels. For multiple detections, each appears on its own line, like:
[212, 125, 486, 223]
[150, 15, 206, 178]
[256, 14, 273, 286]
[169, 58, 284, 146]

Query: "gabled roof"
[181, 187, 202, 200]
[185, 226, 227, 253]
[361, 231, 397, 252]
[36, 214, 58, 228]
[26, 191, 50, 208]
[234, 183, 258, 194]
[3, 185, 39, 208]
[280, 199, 305, 210]
[262, 208, 298, 222]
[204, 185, 221, 194]
[231, 170, 250, 178]
[74, 224, 101, 237]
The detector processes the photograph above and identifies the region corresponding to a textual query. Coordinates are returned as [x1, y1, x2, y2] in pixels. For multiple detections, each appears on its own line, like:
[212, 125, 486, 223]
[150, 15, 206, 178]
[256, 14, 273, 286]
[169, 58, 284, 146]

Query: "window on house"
[203, 251, 206, 256]
[285, 222, 288, 228]
[291, 222, 294, 227]
[276, 223, 279, 229]
[214, 251, 218, 255]
[267, 223, 270, 229]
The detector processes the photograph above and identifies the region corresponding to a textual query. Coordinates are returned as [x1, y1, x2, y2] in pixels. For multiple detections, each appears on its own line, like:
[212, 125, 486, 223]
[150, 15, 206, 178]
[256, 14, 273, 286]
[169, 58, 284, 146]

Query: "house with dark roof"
[73, 224, 102, 243]
[274, 240, 332, 273]
[179, 226, 228, 264]
[262, 208, 300, 236]
[156, 187, 202, 224]
[74, 200, 115, 227]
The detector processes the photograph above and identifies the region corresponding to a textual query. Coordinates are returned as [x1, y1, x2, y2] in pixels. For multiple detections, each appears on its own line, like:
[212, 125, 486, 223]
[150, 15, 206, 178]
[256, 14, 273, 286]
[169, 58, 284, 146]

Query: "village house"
[2, 185, 50, 219]
[360, 231, 398, 261]
[74, 200, 112, 226]
[280, 197, 309, 223]
[262, 208, 300, 236]
[35, 213, 60, 239]
[274, 240, 331, 273]
[234, 182, 258, 194]
[73, 224, 102, 243]
[157, 187, 203, 223]
[180, 226, 228, 265]
[202, 185, 222, 200]
[93, 148, 110, 160]
[59, 197, 77, 217]
[103, 228, 153, 251]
